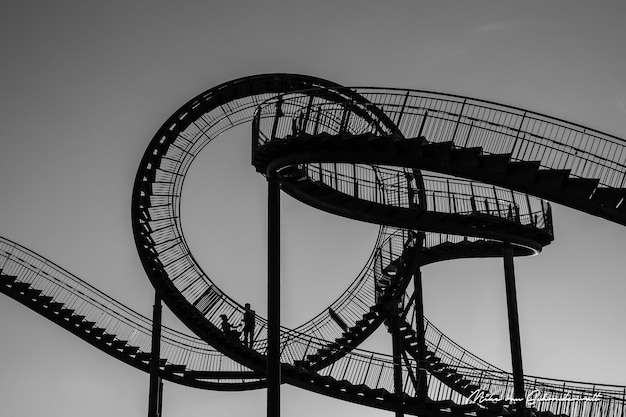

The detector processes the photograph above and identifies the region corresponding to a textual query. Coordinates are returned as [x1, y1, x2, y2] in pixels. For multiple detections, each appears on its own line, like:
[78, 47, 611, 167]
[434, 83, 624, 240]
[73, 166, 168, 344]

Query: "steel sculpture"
[1, 74, 625, 417]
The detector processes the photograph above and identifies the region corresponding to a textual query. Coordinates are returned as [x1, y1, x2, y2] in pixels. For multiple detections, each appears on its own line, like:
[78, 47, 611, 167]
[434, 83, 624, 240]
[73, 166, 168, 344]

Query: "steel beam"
[267, 172, 281, 417]
[148, 292, 163, 417]
[503, 244, 525, 416]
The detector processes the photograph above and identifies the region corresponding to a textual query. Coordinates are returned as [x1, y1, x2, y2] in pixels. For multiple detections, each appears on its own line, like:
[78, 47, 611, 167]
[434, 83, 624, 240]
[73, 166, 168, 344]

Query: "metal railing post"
[417, 111, 428, 138]
[450, 99, 466, 145]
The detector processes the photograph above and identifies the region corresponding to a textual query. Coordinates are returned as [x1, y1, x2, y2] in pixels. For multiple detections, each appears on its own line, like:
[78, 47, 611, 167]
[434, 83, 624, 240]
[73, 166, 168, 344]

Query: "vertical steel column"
[503, 244, 525, 416]
[148, 292, 163, 417]
[390, 311, 405, 417]
[267, 172, 281, 417]
[413, 267, 428, 398]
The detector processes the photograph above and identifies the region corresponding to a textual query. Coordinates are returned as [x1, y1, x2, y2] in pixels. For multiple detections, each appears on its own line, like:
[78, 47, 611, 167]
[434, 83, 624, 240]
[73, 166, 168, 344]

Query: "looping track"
[2, 74, 625, 416]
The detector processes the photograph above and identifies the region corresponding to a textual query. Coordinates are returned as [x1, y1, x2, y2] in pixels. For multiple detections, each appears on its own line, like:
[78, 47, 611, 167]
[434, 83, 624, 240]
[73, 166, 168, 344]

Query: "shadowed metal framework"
[1, 74, 625, 417]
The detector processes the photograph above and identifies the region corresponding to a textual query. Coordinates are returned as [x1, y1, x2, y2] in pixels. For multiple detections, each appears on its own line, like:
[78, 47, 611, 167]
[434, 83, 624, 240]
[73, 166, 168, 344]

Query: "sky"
[1, 1, 626, 416]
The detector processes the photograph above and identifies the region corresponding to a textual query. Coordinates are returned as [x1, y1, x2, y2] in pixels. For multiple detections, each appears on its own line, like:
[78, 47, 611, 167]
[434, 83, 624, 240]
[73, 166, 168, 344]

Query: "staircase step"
[24, 287, 42, 298]
[100, 333, 115, 343]
[0, 274, 17, 284]
[455, 378, 472, 387]
[480, 153, 511, 174]
[47, 302, 64, 312]
[123, 345, 140, 355]
[423, 141, 453, 160]
[355, 319, 369, 328]
[364, 135, 395, 152]
[466, 384, 481, 393]
[429, 399, 455, 410]
[351, 383, 369, 394]
[341, 330, 357, 340]
[318, 347, 332, 357]
[12, 281, 30, 293]
[445, 373, 464, 382]
[367, 387, 391, 399]
[328, 342, 341, 350]
[363, 311, 377, 321]
[508, 160, 540, 180]
[370, 304, 384, 313]
[335, 379, 351, 390]
[564, 177, 600, 200]
[293, 360, 312, 370]
[536, 169, 571, 189]
[315, 374, 338, 388]
[164, 364, 186, 374]
[135, 356, 167, 366]
[427, 355, 440, 363]
[394, 137, 424, 157]
[451, 147, 482, 168]
[306, 354, 321, 362]
[58, 308, 75, 318]
[90, 327, 106, 337]
[429, 362, 445, 370]
[591, 187, 626, 208]
[79, 320, 96, 330]
[37, 295, 54, 305]
[111, 340, 127, 350]
[69, 315, 86, 324]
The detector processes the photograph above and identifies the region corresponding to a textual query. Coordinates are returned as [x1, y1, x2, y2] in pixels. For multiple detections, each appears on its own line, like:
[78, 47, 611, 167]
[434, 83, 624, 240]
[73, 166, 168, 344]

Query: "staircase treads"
[591, 187, 626, 208]
[535, 169, 571, 189]
[507, 160, 540, 180]
[451, 147, 482, 168]
[480, 153, 512, 174]
[422, 141, 454, 160]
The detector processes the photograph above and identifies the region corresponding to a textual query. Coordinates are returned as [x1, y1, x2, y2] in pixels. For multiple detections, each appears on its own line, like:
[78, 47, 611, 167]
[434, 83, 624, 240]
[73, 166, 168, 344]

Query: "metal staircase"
[2, 74, 625, 417]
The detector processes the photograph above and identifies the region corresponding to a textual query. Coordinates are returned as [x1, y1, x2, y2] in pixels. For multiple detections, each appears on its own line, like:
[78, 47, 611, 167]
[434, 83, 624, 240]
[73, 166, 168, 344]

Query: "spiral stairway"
[2, 73, 625, 417]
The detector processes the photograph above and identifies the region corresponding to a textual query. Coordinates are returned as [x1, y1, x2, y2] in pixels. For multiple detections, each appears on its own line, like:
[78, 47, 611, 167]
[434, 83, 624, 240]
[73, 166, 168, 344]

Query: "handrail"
[0, 236, 257, 383]
[256, 88, 626, 189]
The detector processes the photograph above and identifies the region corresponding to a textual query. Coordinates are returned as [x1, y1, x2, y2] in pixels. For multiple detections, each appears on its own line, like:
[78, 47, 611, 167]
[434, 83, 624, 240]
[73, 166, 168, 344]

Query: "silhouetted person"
[405, 172, 416, 208]
[220, 314, 238, 339]
[241, 303, 256, 348]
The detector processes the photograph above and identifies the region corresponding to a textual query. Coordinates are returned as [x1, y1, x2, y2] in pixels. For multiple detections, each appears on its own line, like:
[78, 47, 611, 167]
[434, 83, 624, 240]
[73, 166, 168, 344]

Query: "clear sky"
[1, 1, 625, 416]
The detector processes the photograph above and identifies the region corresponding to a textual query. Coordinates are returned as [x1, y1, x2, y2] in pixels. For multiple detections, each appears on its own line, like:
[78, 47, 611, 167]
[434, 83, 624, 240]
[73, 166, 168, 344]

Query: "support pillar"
[148, 292, 163, 417]
[503, 244, 525, 416]
[390, 310, 405, 417]
[267, 172, 281, 417]
[413, 267, 428, 399]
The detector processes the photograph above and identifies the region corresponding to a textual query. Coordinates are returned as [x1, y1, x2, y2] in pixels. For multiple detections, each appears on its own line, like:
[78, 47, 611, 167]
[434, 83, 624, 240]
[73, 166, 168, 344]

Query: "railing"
[252, 95, 553, 239]
[297, 163, 552, 232]
[133, 80, 403, 365]
[161, 227, 411, 359]
[129, 77, 625, 413]
[3, 217, 615, 413]
[0, 236, 483, 401]
[0, 236, 258, 382]
[255, 87, 626, 189]
[136, 78, 551, 385]
[401, 298, 626, 417]
[356, 88, 626, 189]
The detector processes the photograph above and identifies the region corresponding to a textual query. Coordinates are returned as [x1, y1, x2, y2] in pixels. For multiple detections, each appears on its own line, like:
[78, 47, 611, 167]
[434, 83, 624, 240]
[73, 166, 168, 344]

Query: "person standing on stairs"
[242, 303, 256, 348]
